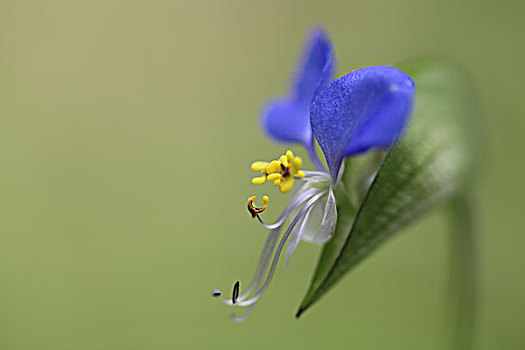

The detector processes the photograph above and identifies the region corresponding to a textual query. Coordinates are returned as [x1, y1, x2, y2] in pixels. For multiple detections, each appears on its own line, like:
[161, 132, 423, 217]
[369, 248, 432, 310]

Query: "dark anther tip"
[295, 308, 304, 319]
[232, 281, 240, 304]
[211, 289, 221, 297]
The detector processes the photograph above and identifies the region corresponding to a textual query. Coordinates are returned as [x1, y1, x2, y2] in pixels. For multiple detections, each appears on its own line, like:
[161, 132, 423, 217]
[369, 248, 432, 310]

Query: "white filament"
[215, 174, 335, 322]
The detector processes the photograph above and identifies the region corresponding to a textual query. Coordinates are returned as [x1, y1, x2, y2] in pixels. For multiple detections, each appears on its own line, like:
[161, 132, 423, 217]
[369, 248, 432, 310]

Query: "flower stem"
[447, 192, 478, 350]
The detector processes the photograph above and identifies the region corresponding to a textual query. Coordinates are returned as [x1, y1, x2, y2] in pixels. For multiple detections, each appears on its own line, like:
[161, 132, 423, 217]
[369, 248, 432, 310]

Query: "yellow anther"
[247, 195, 269, 218]
[286, 150, 294, 163]
[293, 156, 302, 170]
[266, 160, 281, 174]
[279, 155, 289, 167]
[250, 150, 306, 195]
[267, 173, 282, 181]
[252, 175, 266, 185]
[279, 177, 294, 193]
[251, 161, 269, 171]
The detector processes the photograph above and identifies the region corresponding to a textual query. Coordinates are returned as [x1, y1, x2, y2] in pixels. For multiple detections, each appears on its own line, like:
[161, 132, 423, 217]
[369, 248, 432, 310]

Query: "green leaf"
[296, 59, 480, 317]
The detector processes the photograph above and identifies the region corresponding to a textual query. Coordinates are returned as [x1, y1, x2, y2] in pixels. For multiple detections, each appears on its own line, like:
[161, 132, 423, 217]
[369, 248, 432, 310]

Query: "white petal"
[302, 186, 337, 244]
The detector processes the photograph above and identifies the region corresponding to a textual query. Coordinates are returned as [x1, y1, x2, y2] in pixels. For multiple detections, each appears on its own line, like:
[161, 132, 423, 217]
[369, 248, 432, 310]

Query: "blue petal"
[261, 27, 334, 148]
[261, 98, 311, 145]
[292, 27, 335, 105]
[310, 65, 415, 180]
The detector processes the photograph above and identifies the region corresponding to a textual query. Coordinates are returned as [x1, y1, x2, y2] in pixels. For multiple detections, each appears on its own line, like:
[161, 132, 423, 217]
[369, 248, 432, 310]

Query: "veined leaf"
[297, 59, 479, 316]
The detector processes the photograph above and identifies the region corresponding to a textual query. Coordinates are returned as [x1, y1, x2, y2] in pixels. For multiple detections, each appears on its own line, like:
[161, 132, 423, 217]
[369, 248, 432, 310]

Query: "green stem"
[447, 193, 478, 350]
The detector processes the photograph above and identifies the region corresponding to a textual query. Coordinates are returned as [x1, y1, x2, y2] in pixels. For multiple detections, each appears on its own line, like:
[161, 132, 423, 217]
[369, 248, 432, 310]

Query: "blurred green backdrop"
[0, 0, 523, 349]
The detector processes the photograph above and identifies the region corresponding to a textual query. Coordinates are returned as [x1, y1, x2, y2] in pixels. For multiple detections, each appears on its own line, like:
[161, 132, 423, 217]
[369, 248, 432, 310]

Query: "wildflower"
[213, 27, 415, 322]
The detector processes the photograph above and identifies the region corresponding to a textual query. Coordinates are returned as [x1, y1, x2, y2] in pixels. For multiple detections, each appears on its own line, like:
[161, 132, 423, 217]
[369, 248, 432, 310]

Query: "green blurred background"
[0, 0, 523, 349]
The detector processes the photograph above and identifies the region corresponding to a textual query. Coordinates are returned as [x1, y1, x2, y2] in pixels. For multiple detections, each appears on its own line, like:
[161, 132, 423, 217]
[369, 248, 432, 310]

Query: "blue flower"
[213, 27, 415, 322]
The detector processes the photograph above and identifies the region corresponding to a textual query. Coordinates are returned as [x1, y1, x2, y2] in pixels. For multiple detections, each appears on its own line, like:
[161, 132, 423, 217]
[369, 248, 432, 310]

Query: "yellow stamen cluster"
[251, 150, 305, 194]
